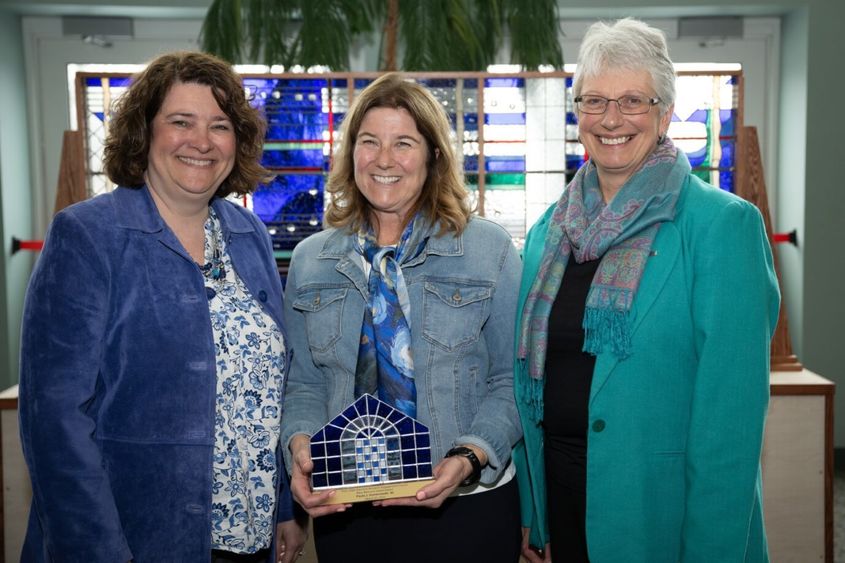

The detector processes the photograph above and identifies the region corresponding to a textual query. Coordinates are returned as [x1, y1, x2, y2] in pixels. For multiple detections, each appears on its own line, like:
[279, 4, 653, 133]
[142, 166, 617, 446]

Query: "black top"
[543, 257, 600, 562]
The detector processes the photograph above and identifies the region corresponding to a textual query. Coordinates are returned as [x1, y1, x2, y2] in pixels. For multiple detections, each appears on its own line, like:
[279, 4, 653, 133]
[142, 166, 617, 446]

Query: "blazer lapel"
[590, 223, 681, 404]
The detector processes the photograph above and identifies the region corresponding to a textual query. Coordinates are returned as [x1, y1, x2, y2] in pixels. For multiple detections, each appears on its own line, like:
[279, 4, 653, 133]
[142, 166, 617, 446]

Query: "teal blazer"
[514, 174, 780, 562]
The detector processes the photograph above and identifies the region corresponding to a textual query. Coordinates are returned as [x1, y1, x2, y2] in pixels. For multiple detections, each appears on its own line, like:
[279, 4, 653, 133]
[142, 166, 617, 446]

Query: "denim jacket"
[281, 216, 523, 484]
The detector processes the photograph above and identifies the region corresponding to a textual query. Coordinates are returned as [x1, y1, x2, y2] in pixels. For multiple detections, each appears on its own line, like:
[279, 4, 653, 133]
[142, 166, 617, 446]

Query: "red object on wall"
[772, 230, 798, 246]
[11, 237, 44, 254]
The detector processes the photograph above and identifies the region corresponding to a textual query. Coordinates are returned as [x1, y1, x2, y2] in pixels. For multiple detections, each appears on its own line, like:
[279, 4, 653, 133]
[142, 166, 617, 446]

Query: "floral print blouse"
[203, 208, 285, 553]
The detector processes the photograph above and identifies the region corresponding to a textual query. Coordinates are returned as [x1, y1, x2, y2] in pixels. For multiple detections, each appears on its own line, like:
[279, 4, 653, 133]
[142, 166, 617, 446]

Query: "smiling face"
[353, 106, 430, 242]
[145, 81, 236, 209]
[577, 68, 673, 201]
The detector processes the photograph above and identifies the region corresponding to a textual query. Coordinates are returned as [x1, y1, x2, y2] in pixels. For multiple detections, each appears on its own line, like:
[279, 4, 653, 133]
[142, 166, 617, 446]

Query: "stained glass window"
[670, 74, 739, 192]
[75, 67, 742, 252]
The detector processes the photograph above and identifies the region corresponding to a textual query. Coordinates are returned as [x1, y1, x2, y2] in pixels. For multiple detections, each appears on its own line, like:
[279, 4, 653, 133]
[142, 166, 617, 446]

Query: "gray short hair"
[573, 18, 676, 115]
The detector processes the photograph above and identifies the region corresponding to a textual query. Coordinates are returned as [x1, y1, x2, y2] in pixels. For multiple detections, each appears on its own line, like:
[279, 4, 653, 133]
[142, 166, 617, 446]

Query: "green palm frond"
[199, 0, 244, 64]
[503, 0, 563, 69]
[298, 0, 357, 69]
[200, 0, 563, 71]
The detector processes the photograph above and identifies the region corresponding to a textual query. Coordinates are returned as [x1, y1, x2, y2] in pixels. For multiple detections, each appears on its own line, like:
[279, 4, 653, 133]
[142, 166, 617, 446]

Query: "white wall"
[776, 8, 806, 359]
[0, 10, 33, 389]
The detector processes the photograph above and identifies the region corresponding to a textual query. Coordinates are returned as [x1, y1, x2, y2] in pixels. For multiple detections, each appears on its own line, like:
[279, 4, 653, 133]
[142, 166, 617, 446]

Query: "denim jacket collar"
[316, 221, 465, 262]
[316, 222, 464, 299]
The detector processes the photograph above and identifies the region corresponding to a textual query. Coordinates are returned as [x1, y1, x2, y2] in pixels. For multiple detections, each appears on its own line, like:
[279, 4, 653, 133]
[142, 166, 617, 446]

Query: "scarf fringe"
[583, 307, 632, 360]
[516, 358, 545, 424]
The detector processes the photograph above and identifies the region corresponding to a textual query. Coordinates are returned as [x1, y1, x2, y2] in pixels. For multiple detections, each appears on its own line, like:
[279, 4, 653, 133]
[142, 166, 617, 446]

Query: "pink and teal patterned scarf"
[517, 139, 689, 421]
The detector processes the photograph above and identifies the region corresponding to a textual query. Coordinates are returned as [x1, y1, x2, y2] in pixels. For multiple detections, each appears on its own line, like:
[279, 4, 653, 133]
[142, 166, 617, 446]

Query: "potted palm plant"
[200, 0, 563, 71]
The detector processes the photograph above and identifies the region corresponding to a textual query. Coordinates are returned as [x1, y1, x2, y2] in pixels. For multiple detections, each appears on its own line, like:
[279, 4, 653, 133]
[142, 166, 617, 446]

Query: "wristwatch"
[445, 446, 482, 487]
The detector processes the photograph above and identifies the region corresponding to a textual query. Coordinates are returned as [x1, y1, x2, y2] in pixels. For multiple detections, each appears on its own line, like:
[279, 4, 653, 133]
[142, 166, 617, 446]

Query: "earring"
[658, 133, 666, 145]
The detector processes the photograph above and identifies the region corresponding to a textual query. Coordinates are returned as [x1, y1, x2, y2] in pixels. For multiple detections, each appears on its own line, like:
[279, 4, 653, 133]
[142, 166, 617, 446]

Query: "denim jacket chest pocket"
[422, 280, 492, 351]
[292, 287, 347, 352]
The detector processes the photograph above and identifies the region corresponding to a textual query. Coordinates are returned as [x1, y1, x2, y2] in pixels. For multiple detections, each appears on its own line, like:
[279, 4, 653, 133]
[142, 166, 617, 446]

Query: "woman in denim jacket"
[281, 73, 523, 562]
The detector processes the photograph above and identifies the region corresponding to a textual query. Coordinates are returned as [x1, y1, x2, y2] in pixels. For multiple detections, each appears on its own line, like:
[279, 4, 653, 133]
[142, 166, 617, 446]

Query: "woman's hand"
[275, 515, 308, 563]
[289, 434, 351, 517]
[376, 445, 487, 509]
[521, 528, 552, 563]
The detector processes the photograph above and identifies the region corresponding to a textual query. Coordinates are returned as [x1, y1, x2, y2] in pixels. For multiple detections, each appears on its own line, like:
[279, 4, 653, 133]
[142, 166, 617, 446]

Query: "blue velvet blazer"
[18, 185, 293, 562]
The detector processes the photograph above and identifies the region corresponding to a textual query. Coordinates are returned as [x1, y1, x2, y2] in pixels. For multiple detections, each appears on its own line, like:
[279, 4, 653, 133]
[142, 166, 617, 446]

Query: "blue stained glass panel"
[685, 146, 708, 168]
[485, 156, 526, 172]
[719, 139, 735, 169]
[566, 154, 586, 173]
[376, 401, 393, 419]
[261, 147, 324, 169]
[254, 175, 323, 250]
[720, 109, 736, 136]
[485, 77, 525, 88]
[419, 465, 433, 478]
[325, 441, 340, 457]
[719, 169, 734, 192]
[396, 418, 414, 434]
[485, 113, 526, 125]
[365, 395, 379, 413]
[313, 474, 328, 488]
[325, 425, 341, 441]
[85, 76, 132, 88]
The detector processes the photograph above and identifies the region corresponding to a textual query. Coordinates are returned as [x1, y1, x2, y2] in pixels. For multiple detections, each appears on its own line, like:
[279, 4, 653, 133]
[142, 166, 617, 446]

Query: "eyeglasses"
[574, 94, 660, 115]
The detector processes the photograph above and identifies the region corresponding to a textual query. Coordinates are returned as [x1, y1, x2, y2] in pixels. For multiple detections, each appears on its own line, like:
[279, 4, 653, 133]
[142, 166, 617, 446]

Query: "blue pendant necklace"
[198, 211, 226, 281]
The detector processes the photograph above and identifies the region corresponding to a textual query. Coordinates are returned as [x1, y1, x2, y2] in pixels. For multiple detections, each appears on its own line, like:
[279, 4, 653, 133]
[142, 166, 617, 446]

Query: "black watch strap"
[445, 446, 482, 487]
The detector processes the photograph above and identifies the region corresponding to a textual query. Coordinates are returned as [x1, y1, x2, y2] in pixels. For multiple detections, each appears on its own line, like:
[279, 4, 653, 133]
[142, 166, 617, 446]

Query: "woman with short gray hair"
[514, 18, 779, 562]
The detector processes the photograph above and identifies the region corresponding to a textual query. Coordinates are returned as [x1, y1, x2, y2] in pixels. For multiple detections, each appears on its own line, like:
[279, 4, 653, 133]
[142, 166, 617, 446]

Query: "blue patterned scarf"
[354, 215, 431, 418]
[517, 139, 688, 422]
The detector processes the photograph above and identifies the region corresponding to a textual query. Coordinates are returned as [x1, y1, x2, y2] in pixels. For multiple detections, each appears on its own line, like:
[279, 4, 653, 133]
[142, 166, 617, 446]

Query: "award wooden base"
[318, 478, 436, 503]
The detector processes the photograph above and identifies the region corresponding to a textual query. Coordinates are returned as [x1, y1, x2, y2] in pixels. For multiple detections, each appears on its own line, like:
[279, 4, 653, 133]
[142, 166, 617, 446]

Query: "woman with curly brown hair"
[19, 51, 306, 563]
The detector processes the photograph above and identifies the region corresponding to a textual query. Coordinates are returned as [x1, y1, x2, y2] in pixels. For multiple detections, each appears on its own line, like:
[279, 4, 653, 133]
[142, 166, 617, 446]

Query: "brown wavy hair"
[324, 73, 472, 235]
[103, 51, 273, 197]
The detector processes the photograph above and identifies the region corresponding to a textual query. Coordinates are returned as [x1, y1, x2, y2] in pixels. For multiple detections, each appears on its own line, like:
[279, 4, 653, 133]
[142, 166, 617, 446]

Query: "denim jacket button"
[258, 290, 268, 302]
[452, 290, 462, 303]
[313, 293, 321, 306]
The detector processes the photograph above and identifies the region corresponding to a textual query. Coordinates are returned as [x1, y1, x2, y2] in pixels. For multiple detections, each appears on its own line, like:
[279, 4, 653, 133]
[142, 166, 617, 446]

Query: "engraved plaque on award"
[309, 394, 435, 503]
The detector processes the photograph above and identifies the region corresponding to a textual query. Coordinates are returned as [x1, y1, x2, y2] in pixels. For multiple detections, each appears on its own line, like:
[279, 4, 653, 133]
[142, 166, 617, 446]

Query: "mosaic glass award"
[309, 394, 435, 503]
